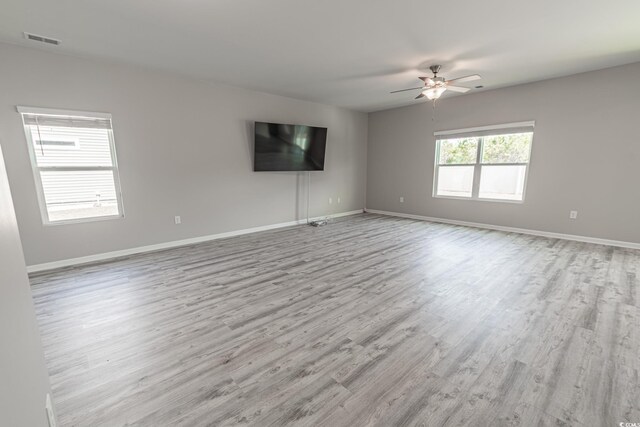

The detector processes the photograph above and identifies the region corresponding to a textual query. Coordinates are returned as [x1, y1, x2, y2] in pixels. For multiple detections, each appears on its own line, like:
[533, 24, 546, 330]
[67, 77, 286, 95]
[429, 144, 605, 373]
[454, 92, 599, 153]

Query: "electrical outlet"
[174, 215, 181, 224]
[46, 393, 57, 427]
[569, 210, 578, 220]
[329, 197, 333, 205]
[400, 196, 404, 203]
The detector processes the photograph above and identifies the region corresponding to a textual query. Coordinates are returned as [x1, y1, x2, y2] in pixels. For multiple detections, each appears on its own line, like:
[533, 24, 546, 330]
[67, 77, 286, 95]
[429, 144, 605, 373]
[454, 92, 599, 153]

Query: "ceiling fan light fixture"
[390, 66, 481, 102]
[424, 86, 447, 100]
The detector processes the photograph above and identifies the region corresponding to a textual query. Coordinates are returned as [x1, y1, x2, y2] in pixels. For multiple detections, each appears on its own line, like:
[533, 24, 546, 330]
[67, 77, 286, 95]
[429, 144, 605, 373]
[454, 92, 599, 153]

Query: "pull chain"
[432, 99, 437, 122]
[35, 115, 45, 156]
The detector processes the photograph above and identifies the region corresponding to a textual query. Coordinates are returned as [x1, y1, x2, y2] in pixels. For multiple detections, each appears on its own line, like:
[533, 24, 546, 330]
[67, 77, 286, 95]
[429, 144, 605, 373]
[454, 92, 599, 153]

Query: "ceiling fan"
[391, 65, 481, 100]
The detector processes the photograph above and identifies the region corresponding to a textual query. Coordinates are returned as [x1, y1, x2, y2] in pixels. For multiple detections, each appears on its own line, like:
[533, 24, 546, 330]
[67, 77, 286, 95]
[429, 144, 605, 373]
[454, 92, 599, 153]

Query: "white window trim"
[433, 121, 535, 137]
[18, 106, 125, 225]
[432, 122, 534, 204]
[17, 106, 113, 120]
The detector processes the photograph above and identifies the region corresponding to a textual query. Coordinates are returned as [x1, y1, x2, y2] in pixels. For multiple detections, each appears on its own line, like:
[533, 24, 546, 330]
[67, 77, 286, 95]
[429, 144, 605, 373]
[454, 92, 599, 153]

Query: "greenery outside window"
[433, 122, 534, 202]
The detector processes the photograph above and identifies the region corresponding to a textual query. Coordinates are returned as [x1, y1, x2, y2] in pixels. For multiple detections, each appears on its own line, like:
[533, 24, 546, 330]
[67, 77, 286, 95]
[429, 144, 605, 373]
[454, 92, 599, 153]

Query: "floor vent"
[24, 32, 61, 46]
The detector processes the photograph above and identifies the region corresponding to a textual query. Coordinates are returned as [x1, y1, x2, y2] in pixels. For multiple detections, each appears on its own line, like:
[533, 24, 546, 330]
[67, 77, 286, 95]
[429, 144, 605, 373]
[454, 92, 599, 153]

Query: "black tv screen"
[254, 122, 327, 171]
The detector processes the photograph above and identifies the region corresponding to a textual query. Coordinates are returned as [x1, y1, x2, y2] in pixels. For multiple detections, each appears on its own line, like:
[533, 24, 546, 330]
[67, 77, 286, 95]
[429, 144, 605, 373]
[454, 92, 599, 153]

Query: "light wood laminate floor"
[31, 214, 640, 426]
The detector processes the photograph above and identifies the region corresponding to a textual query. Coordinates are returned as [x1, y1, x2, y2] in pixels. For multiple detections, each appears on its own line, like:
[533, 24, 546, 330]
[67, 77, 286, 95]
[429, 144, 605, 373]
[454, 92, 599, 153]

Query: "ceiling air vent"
[24, 32, 61, 46]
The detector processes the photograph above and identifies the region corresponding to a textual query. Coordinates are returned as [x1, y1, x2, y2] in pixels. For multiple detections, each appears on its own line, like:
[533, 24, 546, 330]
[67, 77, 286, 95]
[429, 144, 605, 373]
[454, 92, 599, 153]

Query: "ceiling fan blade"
[446, 74, 481, 84]
[390, 86, 424, 94]
[415, 93, 426, 100]
[446, 85, 471, 93]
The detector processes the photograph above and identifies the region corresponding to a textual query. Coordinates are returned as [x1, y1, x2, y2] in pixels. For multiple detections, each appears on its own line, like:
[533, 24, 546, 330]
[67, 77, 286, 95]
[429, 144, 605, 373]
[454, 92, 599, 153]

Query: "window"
[18, 107, 124, 224]
[433, 122, 534, 202]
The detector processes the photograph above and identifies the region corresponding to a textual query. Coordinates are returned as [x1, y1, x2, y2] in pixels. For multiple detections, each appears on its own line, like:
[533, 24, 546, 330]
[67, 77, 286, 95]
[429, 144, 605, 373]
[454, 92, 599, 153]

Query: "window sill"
[43, 213, 124, 226]
[432, 195, 524, 204]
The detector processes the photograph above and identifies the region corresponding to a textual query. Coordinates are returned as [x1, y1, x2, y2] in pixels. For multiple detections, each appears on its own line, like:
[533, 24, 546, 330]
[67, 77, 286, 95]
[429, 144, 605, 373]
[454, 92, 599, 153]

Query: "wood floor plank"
[30, 214, 640, 426]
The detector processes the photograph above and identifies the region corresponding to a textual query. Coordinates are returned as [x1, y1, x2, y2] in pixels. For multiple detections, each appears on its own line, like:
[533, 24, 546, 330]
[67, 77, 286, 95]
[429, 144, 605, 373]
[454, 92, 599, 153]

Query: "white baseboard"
[27, 209, 364, 274]
[365, 208, 640, 250]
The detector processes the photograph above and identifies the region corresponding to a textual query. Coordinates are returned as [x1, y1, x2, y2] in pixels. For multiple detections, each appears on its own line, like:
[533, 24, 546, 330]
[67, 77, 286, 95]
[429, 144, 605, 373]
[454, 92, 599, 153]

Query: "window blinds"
[17, 106, 123, 224]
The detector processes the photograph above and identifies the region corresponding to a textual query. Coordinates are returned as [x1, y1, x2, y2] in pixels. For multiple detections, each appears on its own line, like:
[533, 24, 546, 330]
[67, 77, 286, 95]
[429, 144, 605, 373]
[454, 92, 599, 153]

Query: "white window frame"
[433, 121, 534, 204]
[17, 106, 125, 225]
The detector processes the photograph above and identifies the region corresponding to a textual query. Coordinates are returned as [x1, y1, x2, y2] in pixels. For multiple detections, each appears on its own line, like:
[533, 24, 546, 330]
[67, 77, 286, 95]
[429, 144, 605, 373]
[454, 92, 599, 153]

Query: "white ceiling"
[2, 0, 640, 112]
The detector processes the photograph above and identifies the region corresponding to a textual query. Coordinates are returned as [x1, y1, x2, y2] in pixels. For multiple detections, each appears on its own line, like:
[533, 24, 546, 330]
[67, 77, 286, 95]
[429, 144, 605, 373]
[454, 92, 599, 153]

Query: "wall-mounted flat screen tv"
[254, 121, 327, 171]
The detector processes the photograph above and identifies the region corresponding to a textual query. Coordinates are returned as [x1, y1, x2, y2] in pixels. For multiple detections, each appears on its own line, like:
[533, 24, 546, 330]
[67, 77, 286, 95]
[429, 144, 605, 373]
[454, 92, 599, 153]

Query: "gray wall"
[0, 145, 52, 426]
[367, 62, 640, 243]
[0, 43, 368, 266]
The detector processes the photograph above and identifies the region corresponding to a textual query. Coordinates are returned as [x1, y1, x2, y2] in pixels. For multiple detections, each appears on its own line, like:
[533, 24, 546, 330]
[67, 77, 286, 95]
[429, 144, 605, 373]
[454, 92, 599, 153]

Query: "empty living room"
[1, 1, 640, 426]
